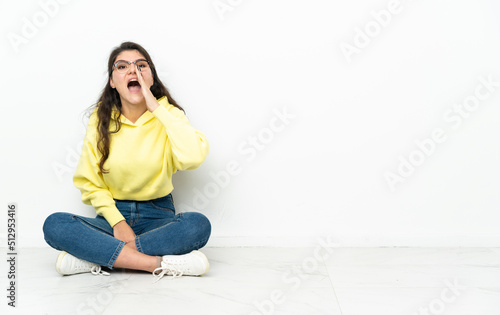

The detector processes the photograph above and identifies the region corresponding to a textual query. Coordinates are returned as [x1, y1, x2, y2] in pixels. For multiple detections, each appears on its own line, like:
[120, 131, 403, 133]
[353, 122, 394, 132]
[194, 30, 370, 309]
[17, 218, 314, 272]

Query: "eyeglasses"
[113, 59, 150, 73]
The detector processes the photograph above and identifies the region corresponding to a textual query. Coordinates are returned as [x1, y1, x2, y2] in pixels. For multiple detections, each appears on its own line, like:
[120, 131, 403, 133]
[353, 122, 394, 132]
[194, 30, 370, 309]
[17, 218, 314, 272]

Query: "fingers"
[134, 63, 156, 107]
[136, 64, 145, 83]
[135, 64, 148, 95]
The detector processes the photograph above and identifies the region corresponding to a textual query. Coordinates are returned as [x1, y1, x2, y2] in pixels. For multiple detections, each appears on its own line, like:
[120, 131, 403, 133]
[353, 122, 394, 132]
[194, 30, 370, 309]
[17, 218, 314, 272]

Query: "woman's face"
[110, 50, 154, 107]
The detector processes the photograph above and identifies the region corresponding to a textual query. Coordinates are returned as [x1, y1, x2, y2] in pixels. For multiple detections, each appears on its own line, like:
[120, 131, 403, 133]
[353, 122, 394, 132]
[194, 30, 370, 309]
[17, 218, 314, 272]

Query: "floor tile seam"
[331, 285, 490, 289]
[323, 263, 500, 267]
[101, 285, 337, 290]
[320, 249, 345, 315]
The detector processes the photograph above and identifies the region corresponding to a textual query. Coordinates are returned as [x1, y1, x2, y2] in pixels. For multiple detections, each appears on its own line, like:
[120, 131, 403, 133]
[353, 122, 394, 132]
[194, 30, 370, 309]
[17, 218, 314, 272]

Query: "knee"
[42, 212, 71, 243]
[183, 212, 211, 240]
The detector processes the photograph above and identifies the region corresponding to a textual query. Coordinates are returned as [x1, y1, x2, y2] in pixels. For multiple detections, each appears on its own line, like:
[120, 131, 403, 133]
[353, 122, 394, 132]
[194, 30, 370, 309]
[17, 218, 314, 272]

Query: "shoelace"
[90, 266, 110, 276]
[152, 263, 184, 283]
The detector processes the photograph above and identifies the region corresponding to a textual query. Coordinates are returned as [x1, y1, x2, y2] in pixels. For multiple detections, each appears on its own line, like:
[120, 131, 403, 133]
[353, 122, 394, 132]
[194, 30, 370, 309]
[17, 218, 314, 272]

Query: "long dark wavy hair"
[90, 42, 184, 174]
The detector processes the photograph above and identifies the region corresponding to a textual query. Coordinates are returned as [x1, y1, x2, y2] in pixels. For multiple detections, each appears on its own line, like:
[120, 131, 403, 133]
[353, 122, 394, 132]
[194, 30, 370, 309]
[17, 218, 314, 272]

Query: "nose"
[128, 63, 138, 74]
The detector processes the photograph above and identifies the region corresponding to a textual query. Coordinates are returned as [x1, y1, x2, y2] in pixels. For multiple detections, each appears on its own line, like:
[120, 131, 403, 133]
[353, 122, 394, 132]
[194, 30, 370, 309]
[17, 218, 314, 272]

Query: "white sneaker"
[153, 250, 209, 282]
[56, 251, 109, 276]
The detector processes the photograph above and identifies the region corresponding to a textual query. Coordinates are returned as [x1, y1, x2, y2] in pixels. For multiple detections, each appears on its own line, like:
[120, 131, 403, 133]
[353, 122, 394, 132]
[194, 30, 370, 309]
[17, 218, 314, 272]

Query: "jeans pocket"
[149, 194, 175, 213]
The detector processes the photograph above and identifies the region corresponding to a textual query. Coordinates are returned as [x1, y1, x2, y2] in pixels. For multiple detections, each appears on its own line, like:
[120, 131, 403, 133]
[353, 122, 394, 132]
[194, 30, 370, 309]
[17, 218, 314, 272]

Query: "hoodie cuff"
[100, 207, 126, 228]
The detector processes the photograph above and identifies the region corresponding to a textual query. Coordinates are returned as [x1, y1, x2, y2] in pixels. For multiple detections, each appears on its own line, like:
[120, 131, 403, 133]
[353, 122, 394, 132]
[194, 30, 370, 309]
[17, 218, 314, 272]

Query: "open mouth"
[127, 79, 141, 93]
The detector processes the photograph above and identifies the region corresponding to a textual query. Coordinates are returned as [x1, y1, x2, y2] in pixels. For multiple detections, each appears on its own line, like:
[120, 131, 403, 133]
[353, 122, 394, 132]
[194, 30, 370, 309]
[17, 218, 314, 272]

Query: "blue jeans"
[42, 194, 211, 269]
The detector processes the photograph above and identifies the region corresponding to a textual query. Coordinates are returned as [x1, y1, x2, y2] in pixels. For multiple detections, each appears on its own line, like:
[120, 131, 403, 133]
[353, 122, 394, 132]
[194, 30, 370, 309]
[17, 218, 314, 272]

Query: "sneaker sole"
[55, 251, 68, 276]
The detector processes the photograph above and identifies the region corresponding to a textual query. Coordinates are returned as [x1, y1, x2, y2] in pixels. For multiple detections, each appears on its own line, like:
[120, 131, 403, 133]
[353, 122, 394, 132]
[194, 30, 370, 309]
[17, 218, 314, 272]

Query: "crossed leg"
[43, 211, 211, 273]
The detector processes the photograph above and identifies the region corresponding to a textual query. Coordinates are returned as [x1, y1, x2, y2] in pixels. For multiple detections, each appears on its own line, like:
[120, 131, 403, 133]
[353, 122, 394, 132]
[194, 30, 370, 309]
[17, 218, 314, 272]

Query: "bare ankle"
[113, 246, 159, 273]
[156, 256, 162, 268]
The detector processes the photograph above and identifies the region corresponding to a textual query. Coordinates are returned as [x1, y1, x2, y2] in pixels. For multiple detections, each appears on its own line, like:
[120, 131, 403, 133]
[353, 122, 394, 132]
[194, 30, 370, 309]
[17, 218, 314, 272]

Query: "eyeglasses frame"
[112, 59, 150, 73]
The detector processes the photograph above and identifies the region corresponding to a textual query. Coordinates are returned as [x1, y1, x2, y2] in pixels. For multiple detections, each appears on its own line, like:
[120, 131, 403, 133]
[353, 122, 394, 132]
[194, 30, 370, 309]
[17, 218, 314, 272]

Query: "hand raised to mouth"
[135, 64, 159, 112]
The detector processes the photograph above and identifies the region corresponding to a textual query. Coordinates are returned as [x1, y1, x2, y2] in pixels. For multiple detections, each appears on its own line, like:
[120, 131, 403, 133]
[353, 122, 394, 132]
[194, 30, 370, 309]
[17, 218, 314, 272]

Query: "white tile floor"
[2, 247, 500, 315]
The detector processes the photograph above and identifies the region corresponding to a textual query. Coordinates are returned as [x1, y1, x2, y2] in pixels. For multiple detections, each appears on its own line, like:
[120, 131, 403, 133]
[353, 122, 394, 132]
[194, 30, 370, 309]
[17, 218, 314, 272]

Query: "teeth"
[130, 79, 138, 82]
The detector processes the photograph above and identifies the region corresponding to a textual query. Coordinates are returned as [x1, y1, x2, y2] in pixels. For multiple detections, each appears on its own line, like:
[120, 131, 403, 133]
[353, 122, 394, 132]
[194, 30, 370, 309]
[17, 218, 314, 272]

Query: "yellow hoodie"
[73, 96, 209, 227]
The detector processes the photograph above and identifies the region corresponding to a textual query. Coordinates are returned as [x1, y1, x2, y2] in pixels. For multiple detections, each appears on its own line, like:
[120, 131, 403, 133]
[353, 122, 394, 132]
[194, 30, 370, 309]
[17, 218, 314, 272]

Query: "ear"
[110, 77, 116, 89]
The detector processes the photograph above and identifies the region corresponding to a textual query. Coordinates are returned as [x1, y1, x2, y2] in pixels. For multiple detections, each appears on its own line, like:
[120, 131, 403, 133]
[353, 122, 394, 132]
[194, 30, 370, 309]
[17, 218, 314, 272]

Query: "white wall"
[1, 0, 499, 247]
